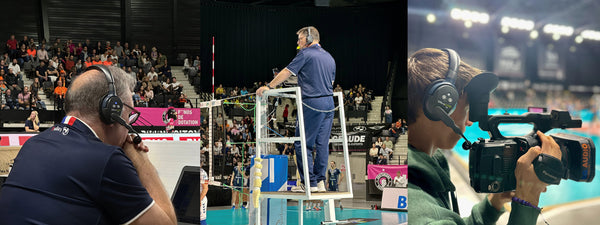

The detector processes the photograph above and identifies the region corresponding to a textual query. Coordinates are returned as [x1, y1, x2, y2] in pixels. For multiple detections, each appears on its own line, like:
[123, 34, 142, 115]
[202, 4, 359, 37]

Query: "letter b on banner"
[398, 196, 407, 209]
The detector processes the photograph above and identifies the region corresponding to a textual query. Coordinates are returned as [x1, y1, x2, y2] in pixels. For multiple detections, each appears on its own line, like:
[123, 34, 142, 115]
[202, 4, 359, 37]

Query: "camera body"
[464, 73, 595, 193]
[468, 111, 595, 192]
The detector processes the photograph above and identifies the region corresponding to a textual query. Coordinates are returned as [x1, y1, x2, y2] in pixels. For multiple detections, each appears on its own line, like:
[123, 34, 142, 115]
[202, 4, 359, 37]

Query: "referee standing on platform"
[257, 26, 336, 193]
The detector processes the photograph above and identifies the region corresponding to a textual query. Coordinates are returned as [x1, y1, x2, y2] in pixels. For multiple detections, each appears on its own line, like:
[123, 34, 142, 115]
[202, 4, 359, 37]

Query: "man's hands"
[122, 134, 149, 167]
[514, 131, 561, 206]
[256, 86, 270, 97]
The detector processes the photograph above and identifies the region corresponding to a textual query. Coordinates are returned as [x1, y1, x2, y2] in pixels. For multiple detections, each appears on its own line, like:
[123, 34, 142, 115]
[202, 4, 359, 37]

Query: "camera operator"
[407, 48, 561, 224]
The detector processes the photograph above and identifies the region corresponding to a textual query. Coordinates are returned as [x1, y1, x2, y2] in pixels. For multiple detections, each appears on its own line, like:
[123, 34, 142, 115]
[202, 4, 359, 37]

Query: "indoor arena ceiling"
[409, 0, 600, 32]
[212, 0, 399, 7]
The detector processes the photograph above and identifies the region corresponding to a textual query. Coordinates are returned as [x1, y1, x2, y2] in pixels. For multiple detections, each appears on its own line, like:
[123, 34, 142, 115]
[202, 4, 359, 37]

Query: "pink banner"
[367, 164, 407, 180]
[132, 107, 201, 127]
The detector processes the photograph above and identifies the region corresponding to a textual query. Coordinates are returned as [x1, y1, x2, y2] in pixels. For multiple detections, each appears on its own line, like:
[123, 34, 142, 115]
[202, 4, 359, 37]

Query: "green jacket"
[408, 146, 540, 225]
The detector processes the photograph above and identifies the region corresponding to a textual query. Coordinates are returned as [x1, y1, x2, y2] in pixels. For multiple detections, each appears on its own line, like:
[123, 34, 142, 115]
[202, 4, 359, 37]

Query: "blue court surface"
[205, 207, 407, 225]
[452, 108, 600, 207]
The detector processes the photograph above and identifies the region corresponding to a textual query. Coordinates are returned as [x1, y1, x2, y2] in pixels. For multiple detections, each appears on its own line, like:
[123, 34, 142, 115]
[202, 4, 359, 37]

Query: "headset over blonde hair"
[297, 26, 320, 42]
[407, 48, 482, 125]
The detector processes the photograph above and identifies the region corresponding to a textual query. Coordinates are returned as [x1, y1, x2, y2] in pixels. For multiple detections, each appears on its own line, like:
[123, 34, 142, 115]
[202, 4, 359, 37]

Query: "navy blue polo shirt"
[285, 44, 336, 98]
[0, 116, 154, 225]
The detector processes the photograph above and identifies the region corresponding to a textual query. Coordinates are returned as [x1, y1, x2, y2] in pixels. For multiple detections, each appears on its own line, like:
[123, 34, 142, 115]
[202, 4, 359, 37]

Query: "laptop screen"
[171, 166, 201, 224]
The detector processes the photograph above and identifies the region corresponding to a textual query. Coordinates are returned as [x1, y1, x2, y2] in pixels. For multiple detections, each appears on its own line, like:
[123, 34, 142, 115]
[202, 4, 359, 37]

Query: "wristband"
[512, 197, 541, 211]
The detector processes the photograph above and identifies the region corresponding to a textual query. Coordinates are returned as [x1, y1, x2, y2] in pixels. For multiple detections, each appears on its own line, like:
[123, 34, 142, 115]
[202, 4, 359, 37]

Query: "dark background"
[0, 0, 401, 97]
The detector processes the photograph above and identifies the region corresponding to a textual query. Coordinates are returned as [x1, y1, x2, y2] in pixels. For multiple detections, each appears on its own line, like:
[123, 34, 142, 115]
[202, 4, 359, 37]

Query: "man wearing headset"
[0, 66, 176, 225]
[407, 48, 561, 224]
[257, 26, 336, 192]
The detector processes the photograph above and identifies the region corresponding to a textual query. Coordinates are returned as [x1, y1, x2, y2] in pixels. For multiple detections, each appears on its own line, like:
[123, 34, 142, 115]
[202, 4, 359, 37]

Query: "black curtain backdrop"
[0, 0, 399, 95]
[198, 1, 399, 95]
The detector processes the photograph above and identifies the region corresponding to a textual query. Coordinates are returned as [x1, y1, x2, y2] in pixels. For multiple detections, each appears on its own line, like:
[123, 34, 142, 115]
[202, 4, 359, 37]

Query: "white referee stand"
[253, 87, 353, 225]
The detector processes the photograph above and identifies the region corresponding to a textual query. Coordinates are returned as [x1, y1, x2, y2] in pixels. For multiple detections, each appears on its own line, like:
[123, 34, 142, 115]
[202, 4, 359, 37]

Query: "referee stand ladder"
[251, 87, 353, 225]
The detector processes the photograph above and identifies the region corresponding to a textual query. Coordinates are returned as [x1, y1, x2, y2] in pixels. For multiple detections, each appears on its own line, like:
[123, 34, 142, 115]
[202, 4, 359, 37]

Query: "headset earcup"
[100, 94, 123, 124]
[423, 81, 459, 121]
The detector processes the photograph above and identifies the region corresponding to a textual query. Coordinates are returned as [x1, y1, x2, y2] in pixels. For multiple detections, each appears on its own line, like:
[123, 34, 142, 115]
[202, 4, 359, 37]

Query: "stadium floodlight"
[543, 24, 574, 37]
[450, 8, 489, 25]
[580, 30, 600, 41]
[575, 35, 584, 44]
[530, 30, 539, 39]
[500, 17, 534, 31]
[426, 13, 436, 23]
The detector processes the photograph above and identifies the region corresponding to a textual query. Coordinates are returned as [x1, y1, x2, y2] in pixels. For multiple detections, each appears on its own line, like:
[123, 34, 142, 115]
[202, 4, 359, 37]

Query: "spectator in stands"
[65, 40, 75, 55]
[53, 80, 67, 111]
[216, 84, 225, 99]
[144, 86, 154, 105]
[32, 96, 44, 110]
[375, 137, 383, 148]
[376, 154, 387, 165]
[37, 43, 49, 63]
[65, 55, 75, 72]
[150, 47, 158, 64]
[369, 143, 379, 164]
[17, 44, 29, 65]
[113, 41, 124, 58]
[170, 77, 182, 95]
[0, 80, 7, 93]
[31, 78, 41, 97]
[193, 55, 201, 70]
[24, 111, 40, 132]
[9, 59, 21, 79]
[0, 60, 9, 74]
[240, 86, 248, 96]
[380, 143, 393, 161]
[334, 84, 343, 93]
[388, 123, 399, 138]
[5, 69, 21, 93]
[36, 61, 49, 82]
[0, 87, 6, 110]
[150, 76, 161, 94]
[283, 104, 289, 123]
[79, 46, 89, 62]
[384, 106, 392, 124]
[383, 136, 394, 149]
[159, 59, 172, 80]
[147, 66, 158, 80]
[18, 86, 32, 110]
[7, 35, 18, 59]
[3, 89, 16, 109]
[27, 45, 37, 62]
[156, 52, 167, 70]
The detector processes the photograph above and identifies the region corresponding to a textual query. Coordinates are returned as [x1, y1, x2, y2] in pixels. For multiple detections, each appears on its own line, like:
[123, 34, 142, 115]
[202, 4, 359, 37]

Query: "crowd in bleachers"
[1, 34, 196, 112]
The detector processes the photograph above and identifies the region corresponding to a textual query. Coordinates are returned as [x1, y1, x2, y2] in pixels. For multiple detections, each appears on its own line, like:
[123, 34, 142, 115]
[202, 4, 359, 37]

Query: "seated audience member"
[3, 89, 17, 109]
[53, 80, 67, 110]
[36, 61, 49, 82]
[24, 111, 40, 132]
[369, 144, 379, 164]
[18, 86, 32, 110]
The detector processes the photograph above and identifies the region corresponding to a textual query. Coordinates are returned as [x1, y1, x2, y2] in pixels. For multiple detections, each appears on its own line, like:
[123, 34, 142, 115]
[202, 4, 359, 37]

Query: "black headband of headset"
[86, 65, 116, 96]
[441, 48, 460, 85]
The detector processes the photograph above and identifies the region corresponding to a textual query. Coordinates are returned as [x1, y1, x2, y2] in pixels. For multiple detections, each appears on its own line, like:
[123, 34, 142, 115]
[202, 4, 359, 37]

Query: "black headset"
[306, 26, 314, 46]
[85, 65, 123, 125]
[423, 48, 460, 122]
[422, 48, 472, 150]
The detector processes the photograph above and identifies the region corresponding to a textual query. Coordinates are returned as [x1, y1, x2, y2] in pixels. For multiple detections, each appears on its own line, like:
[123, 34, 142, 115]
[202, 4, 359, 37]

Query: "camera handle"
[532, 153, 564, 185]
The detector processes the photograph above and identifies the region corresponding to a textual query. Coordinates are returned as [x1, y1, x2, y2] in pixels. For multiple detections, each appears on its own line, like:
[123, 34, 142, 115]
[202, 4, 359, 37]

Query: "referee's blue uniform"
[286, 43, 336, 187]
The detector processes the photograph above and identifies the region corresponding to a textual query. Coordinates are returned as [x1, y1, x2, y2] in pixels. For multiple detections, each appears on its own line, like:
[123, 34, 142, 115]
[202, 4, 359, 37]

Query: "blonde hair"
[297, 26, 320, 42]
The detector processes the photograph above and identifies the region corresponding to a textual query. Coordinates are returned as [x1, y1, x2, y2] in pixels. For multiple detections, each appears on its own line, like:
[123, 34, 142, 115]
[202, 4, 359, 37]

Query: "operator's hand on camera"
[488, 191, 514, 211]
[514, 131, 561, 206]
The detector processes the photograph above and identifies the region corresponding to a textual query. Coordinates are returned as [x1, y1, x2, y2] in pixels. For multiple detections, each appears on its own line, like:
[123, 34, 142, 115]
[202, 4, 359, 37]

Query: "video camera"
[464, 73, 595, 193]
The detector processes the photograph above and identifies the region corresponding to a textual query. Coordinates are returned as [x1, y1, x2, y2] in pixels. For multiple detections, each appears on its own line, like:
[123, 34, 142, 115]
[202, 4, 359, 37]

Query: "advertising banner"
[132, 107, 201, 127]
